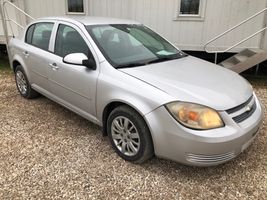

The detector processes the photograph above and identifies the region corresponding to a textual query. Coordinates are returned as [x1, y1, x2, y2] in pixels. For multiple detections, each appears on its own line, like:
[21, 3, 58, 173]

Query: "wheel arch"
[12, 60, 21, 72]
[102, 100, 155, 159]
[11, 55, 31, 83]
[101, 101, 151, 136]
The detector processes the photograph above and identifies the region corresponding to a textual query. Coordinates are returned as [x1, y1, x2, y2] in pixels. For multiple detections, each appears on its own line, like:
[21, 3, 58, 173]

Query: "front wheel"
[15, 65, 39, 99]
[107, 106, 154, 163]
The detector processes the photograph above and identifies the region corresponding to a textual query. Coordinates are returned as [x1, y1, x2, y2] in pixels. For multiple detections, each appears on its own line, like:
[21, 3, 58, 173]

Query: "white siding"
[1, 0, 266, 52]
[0, 0, 26, 42]
[88, 0, 266, 52]
[24, 0, 66, 18]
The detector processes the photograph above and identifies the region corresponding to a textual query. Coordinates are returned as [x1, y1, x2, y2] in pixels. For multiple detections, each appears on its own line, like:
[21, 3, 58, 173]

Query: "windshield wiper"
[116, 53, 188, 69]
[146, 57, 174, 64]
[147, 53, 188, 65]
[116, 62, 147, 69]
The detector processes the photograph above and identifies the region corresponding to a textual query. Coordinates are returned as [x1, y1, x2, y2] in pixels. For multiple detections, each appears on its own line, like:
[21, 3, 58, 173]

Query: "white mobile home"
[1, 0, 267, 72]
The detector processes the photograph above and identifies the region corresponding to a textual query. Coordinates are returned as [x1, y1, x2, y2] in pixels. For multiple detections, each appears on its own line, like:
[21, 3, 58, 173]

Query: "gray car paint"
[8, 16, 263, 166]
[120, 56, 253, 111]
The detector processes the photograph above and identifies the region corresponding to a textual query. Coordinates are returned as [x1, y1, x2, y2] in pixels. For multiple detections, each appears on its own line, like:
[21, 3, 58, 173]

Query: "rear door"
[24, 22, 54, 91]
[47, 22, 99, 117]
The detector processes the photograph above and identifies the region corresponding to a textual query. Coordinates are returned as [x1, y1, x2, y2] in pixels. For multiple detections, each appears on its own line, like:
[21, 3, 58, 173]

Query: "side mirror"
[63, 53, 96, 70]
[82, 59, 97, 70]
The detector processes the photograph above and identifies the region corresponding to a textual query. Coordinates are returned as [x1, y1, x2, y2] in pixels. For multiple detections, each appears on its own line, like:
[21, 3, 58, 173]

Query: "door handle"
[49, 63, 59, 70]
[23, 51, 29, 58]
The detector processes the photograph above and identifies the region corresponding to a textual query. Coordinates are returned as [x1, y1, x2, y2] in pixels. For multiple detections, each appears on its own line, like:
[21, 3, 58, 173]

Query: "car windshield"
[86, 24, 187, 68]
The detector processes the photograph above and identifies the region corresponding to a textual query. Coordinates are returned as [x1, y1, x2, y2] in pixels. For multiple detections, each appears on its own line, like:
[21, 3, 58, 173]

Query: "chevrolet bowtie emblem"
[246, 105, 252, 112]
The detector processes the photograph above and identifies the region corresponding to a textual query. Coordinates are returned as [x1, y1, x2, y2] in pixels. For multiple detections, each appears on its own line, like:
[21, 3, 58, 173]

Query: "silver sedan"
[9, 17, 263, 166]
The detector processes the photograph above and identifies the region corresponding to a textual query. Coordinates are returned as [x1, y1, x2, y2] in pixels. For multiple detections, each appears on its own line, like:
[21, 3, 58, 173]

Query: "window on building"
[175, 0, 206, 21]
[67, 0, 84, 13]
[180, 0, 200, 15]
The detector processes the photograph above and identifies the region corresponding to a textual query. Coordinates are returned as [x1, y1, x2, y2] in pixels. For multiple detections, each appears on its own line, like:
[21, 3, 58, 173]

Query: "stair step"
[248, 48, 266, 54]
[239, 49, 256, 57]
[218, 48, 267, 73]
[220, 61, 235, 69]
[239, 48, 266, 57]
[234, 55, 248, 63]
[220, 56, 240, 67]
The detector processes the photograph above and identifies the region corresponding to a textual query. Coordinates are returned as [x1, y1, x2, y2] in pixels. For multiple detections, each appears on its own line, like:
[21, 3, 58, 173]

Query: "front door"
[48, 23, 99, 117]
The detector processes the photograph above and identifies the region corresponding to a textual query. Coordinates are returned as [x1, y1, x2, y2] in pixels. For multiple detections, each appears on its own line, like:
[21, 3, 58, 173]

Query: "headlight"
[165, 102, 224, 130]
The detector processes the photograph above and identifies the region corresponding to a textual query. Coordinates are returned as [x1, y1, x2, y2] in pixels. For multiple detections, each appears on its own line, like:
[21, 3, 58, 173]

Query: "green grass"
[0, 55, 12, 73]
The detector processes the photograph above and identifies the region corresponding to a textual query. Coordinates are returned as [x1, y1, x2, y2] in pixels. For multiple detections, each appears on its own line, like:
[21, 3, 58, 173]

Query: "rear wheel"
[107, 105, 154, 163]
[15, 65, 39, 99]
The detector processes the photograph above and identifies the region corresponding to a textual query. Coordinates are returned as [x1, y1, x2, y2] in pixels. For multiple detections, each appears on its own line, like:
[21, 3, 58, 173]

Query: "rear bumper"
[145, 95, 263, 167]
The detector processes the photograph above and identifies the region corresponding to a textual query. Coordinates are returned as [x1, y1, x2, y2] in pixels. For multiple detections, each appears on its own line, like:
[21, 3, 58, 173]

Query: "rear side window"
[31, 23, 54, 51]
[25, 24, 35, 44]
[55, 24, 91, 58]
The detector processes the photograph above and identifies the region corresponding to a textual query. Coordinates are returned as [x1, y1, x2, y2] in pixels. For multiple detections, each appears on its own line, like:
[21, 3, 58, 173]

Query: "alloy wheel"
[16, 71, 27, 95]
[111, 116, 140, 156]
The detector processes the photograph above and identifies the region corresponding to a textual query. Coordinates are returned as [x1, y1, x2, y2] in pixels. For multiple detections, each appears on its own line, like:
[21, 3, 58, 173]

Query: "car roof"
[38, 16, 141, 26]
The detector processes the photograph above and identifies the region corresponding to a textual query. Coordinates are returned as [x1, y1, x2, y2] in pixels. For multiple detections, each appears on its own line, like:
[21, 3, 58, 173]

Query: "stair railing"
[2, 0, 35, 35]
[0, 0, 35, 59]
[204, 8, 267, 64]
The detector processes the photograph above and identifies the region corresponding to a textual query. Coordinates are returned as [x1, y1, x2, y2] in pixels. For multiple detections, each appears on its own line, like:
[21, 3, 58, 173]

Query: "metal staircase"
[219, 48, 267, 74]
[204, 8, 267, 74]
[0, 0, 34, 58]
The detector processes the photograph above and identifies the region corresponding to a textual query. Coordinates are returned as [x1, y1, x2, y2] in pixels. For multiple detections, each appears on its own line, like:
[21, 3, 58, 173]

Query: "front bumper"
[145, 95, 263, 167]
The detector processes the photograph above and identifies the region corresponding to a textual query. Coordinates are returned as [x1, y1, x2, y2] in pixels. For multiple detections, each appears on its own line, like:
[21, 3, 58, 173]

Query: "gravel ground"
[0, 71, 266, 200]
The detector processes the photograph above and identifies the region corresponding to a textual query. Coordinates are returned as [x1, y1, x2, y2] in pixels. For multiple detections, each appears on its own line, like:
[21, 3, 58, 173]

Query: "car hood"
[119, 56, 253, 111]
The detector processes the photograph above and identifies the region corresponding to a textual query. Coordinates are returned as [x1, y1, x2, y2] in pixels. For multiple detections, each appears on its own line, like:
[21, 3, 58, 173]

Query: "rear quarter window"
[25, 24, 35, 44]
[27, 23, 54, 51]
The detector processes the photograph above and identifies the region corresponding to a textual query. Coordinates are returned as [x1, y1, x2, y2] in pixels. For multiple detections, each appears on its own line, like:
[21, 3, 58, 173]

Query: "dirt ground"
[0, 71, 266, 200]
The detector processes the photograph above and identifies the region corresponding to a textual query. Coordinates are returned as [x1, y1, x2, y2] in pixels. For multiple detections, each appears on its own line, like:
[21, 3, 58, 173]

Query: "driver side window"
[54, 24, 92, 58]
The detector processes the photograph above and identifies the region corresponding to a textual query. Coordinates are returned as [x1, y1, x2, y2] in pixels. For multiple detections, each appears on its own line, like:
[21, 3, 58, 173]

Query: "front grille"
[232, 101, 256, 123]
[226, 95, 256, 123]
[226, 95, 253, 114]
[186, 151, 236, 164]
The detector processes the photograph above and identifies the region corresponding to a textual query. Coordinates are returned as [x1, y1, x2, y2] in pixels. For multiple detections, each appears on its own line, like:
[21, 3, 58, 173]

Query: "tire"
[107, 105, 154, 163]
[15, 65, 39, 99]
